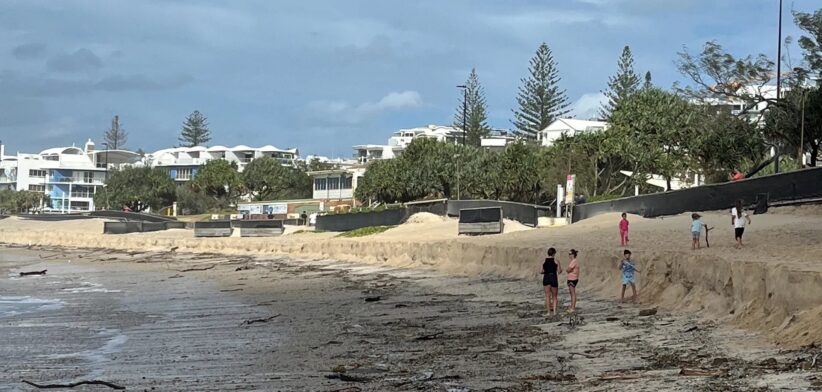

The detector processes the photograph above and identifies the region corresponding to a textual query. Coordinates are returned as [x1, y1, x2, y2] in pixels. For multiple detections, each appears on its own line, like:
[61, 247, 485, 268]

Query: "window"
[342, 176, 353, 189]
[44, 155, 59, 161]
[29, 169, 46, 177]
[177, 168, 192, 180]
[28, 184, 45, 192]
[314, 178, 327, 191]
[85, 172, 94, 183]
[328, 177, 340, 190]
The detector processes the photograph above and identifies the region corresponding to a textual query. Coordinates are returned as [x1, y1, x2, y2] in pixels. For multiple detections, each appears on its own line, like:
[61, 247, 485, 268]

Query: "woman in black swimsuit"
[541, 247, 562, 315]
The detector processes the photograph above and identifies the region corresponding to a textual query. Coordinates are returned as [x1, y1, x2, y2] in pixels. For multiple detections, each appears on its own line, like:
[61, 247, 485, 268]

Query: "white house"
[307, 166, 366, 209]
[0, 140, 140, 212]
[539, 118, 609, 147]
[146, 144, 299, 183]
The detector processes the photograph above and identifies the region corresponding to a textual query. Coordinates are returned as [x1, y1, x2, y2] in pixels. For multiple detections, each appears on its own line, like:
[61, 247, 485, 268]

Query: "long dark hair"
[735, 199, 743, 218]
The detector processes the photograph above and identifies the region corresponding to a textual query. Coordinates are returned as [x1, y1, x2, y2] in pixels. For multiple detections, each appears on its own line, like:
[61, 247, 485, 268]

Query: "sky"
[0, 0, 818, 158]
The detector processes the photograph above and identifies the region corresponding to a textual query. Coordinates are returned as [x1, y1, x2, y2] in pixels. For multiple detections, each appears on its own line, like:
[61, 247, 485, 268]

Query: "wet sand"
[2, 245, 820, 391]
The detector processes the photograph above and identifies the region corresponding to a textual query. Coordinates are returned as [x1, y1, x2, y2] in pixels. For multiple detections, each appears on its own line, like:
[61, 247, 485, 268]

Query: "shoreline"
[1, 206, 822, 348]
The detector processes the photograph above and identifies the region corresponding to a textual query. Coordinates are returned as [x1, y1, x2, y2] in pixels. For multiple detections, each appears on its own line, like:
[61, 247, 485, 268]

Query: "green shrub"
[587, 194, 622, 203]
[336, 226, 394, 238]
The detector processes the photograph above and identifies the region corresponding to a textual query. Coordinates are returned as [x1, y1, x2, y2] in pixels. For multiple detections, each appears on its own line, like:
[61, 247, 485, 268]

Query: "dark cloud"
[95, 74, 194, 92]
[0, 70, 193, 97]
[46, 48, 103, 72]
[11, 43, 46, 59]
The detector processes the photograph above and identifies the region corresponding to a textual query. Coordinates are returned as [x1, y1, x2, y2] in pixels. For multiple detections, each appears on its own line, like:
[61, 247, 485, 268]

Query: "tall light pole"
[774, 0, 784, 173]
[457, 85, 467, 145]
[454, 153, 461, 200]
[800, 88, 809, 166]
[103, 142, 110, 210]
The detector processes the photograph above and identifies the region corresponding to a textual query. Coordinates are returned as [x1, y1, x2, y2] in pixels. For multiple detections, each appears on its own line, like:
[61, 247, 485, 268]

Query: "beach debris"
[235, 265, 252, 271]
[241, 314, 281, 326]
[328, 387, 362, 392]
[177, 264, 216, 272]
[638, 307, 658, 317]
[597, 373, 643, 381]
[679, 368, 726, 377]
[324, 373, 370, 382]
[394, 303, 408, 308]
[759, 357, 778, 367]
[414, 331, 444, 341]
[569, 351, 600, 359]
[364, 296, 382, 302]
[219, 288, 243, 292]
[513, 344, 535, 353]
[19, 270, 47, 277]
[683, 325, 699, 333]
[525, 373, 576, 381]
[605, 316, 620, 322]
[21, 379, 125, 390]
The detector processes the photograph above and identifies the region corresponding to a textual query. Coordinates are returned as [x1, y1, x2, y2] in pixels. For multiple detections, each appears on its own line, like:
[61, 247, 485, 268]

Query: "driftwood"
[241, 314, 280, 326]
[22, 380, 125, 390]
[414, 331, 444, 341]
[19, 270, 47, 276]
[177, 264, 216, 272]
[679, 368, 725, 377]
[598, 373, 643, 381]
[569, 351, 600, 359]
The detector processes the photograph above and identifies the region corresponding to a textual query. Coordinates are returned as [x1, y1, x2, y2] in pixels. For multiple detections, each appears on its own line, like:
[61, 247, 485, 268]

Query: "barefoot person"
[566, 249, 580, 313]
[691, 213, 706, 250]
[540, 247, 562, 315]
[731, 199, 752, 248]
[619, 249, 640, 302]
[619, 212, 630, 247]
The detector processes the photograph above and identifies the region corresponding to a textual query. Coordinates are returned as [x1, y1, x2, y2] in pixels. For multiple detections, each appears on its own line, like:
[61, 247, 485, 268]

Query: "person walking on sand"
[619, 212, 630, 247]
[566, 249, 580, 313]
[731, 199, 752, 249]
[691, 213, 706, 250]
[540, 247, 562, 316]
[619, 249, 640, 302]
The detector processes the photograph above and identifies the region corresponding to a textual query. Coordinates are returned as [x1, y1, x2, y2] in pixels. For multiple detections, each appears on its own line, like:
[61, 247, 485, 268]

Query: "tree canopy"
[190, 159, 243, 208]
[454, 68, 490, 146]
[93, 166, 175, 212]
[103, 115, 128, 150]
[600, 46, 640, 120]
[179, 110, 211, 147]
[243, 157, 312, 201]
[512, 43, 570, 139]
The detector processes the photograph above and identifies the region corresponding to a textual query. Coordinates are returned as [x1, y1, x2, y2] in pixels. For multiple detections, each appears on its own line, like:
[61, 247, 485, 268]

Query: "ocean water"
[0, 296, 63, 318]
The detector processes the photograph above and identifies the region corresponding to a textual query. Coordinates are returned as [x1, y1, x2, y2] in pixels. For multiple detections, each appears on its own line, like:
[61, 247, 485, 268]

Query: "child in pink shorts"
[619, 212, 630, 247]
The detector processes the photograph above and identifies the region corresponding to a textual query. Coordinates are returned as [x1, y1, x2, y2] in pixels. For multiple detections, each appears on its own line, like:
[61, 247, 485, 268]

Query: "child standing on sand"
[619, 249, 640, 302]
[566, 249, 580, 313]
[691, 213, 705, 250]
[540, 247, 562, 316]
[619, 212, 630, 247]
[731, 199, 752, 249]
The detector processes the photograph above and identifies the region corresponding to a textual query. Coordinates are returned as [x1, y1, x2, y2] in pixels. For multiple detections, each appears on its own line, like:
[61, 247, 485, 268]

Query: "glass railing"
[70, 192, 94, 198]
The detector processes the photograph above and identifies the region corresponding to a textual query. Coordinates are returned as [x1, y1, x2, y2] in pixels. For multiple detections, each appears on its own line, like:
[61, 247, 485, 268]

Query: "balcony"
[70, 192, 94, 199]
[48, 177, 104, 185]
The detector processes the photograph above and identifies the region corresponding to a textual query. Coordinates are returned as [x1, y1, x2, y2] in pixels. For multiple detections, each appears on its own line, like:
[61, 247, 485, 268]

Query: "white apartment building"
[354, 124, 465, 164]
[0, 140, 140, 212]
[146, 145, 299, 183]
[539, 118, 609, 147]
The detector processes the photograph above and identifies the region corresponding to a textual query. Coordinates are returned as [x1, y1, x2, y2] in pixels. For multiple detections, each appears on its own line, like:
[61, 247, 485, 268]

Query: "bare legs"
[620, 283, 637, 302]
[544, 286, 559, 315]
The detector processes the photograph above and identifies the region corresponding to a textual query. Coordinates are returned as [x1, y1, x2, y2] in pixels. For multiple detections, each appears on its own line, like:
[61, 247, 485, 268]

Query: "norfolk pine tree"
[179, 110, 211, 147]
[454, 68, 490, 147]
[104, 115, 128, 149]
[512, 43, 570, 139]
[600, 46, 641, 120]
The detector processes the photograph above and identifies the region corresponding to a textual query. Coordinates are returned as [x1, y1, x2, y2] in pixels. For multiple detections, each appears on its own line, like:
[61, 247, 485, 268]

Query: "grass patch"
[291, 229, 326, 235]
[336, 226, 394, 238]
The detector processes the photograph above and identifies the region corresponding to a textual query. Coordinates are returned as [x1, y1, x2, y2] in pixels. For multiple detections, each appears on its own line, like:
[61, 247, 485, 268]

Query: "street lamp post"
[774, 0, 784, 174]
[454, 154, 461, 200]
[457, 85, 467, 145]
[103, 142, 110, 210]
[800, 88, 809, 166]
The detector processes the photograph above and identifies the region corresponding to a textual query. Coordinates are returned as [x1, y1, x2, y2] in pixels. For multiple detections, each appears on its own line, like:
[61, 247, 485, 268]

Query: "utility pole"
[774, 0, 783, 173]
[457, 85, 467, 145]
[800, 88, 808, 166]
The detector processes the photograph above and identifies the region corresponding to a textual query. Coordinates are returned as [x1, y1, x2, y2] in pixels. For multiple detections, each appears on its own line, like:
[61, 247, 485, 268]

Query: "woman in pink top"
[619, 212, 630, 246]
[566, 249, 580, 313]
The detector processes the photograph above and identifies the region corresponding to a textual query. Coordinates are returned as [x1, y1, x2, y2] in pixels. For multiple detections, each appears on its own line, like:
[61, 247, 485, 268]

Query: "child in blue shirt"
[691, 213, 706, 250]
[619, 249, 640, 302]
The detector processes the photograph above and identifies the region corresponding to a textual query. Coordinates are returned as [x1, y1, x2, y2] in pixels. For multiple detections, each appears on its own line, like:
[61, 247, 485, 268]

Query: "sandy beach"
[1, 245, 820, 391]
[2, 206, 822, 390]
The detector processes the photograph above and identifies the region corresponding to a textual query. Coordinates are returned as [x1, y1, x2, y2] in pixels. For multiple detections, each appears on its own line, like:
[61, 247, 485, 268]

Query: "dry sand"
[2, 206, 822, 349]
